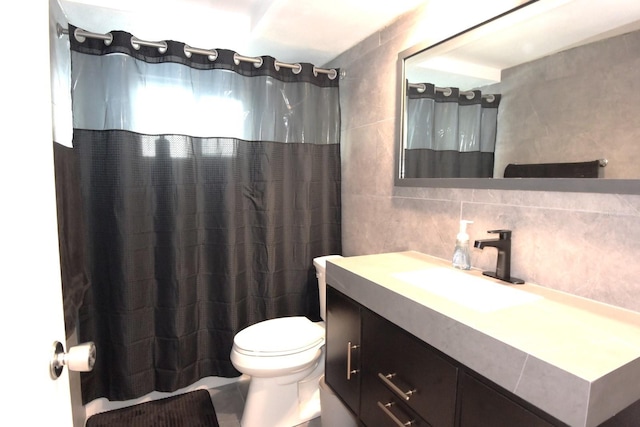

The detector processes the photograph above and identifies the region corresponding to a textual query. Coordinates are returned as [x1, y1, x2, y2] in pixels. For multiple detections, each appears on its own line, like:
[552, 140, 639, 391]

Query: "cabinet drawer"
[361, 371, 431, 427]
[362, 309, 458, 427]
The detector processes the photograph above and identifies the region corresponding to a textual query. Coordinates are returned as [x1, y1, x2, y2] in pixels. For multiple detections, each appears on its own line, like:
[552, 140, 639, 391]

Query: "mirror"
[395, 0, 640, 194]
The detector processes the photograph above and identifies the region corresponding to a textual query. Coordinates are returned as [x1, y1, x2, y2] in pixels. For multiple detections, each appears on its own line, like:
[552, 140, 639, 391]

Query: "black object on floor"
[86, 389, 220, 427]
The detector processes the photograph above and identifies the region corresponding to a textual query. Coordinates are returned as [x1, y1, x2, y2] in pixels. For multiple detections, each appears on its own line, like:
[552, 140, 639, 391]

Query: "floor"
[208, 377, 323, 427]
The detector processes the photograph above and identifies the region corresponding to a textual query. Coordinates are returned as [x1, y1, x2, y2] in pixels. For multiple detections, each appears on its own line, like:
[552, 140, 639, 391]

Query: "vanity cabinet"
[325, 252, 640, 426]
[326, 285, 565, 427]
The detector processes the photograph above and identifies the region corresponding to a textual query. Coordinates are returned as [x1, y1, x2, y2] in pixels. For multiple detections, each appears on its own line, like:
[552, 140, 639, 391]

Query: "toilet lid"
[234, 316, 325, 356]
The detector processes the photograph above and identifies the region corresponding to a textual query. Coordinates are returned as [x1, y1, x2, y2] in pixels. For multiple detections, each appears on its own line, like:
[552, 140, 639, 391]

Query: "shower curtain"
[66, 25, 341, 403]
[404, 82, 500, 178]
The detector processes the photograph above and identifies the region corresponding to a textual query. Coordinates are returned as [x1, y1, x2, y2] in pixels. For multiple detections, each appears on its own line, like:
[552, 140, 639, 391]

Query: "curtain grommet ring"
[314, 67, 338, 80]
[157, 41, 168, 55]
[74, 28, 86, 43]
[184, 45, 218, 61]
[131, 36, 141, 51]
[131, 37, 168, 54]
[461, 91, 475, 100]
[103, 33, 113, 47]
[274, 60, 301, 73]
[234, 53, 263, 67]
[72, 28, 112, 46]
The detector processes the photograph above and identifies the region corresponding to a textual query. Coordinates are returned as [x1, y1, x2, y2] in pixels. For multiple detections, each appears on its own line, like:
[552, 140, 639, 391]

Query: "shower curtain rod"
[59, 25, 339, 80]
[408, 82, 496, 102]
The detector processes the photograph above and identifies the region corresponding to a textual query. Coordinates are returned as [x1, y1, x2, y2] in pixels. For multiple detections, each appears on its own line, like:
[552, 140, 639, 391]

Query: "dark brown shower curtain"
[64, 25, 341, 403]
[53, 143, 90, 339]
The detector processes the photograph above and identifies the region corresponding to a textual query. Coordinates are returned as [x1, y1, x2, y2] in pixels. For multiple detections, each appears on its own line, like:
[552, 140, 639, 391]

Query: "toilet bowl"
[230, 255, 342, 427]
[231, 316, 325, 378]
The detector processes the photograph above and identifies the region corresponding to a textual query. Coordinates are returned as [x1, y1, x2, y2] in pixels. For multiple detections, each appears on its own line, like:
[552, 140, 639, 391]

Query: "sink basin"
[392, 268, 542, 313]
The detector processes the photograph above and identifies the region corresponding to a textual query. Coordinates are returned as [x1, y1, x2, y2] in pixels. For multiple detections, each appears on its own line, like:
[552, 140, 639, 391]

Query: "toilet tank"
[313, 255, 343, 321]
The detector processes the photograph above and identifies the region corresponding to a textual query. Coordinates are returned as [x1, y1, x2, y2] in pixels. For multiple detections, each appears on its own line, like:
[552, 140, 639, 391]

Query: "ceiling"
[59, 0, 428, 65]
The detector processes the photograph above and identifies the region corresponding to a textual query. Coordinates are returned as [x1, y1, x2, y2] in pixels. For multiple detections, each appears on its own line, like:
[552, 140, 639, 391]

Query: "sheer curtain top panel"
[69, 26, 340, 144]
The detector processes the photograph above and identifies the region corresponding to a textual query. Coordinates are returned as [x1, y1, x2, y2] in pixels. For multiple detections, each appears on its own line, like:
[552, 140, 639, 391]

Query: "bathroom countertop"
[326, 251, 640, 427]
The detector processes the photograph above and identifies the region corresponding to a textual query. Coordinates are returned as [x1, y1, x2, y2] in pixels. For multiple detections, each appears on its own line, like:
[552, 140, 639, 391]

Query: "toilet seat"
[233, 316, 325, 357]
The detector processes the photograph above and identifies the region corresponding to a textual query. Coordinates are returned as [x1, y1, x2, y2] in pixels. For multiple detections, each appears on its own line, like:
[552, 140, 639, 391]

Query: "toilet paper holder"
[50, 340, 96, 379]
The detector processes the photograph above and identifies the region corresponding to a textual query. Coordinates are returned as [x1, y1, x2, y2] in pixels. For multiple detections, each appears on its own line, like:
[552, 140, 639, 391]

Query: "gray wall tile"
[333, 2, 640, 312]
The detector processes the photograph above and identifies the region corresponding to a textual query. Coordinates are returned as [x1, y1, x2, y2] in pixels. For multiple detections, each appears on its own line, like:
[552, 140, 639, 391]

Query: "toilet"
[230, 255, 345, 427]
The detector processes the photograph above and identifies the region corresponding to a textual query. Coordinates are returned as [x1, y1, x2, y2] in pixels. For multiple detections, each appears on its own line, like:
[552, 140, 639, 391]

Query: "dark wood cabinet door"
[325, 286, 361, 415]
[459, 372, 557, 427]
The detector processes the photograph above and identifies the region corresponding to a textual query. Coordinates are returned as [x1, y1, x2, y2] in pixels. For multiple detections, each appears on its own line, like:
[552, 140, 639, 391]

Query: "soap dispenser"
[452, 220, 473, 270]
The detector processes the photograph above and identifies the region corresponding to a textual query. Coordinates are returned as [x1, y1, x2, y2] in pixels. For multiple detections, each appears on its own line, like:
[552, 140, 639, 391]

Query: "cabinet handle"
[377, 401, 415, 426]
[346, 341, 359, 380]
[378, 373, 417, 401]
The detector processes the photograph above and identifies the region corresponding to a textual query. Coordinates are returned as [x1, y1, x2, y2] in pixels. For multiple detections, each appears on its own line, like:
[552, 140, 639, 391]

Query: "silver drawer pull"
[377, 401, 415, 426]
[347, 341, 360, 380]
[378, 373, 417, 401]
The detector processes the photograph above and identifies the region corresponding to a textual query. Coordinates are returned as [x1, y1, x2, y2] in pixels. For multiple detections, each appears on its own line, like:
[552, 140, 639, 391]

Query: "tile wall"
[325, 0, 640, 312]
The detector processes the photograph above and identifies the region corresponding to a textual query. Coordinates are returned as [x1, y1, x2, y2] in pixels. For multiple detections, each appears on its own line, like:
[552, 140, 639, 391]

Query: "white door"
[0, 0, 73, 425]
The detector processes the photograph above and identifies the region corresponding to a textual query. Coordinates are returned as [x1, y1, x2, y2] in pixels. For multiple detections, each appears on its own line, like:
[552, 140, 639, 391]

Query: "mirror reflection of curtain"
[65, 25, 341, 403]
[404, 82, 500, 178]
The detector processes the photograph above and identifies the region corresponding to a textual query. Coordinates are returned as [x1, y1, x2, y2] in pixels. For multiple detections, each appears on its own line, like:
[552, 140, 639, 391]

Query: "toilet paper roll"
[64, 341, 96, 372]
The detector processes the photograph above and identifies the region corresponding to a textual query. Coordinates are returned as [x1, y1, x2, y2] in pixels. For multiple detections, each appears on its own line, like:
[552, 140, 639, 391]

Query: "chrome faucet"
[474, 230, 524, 284]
